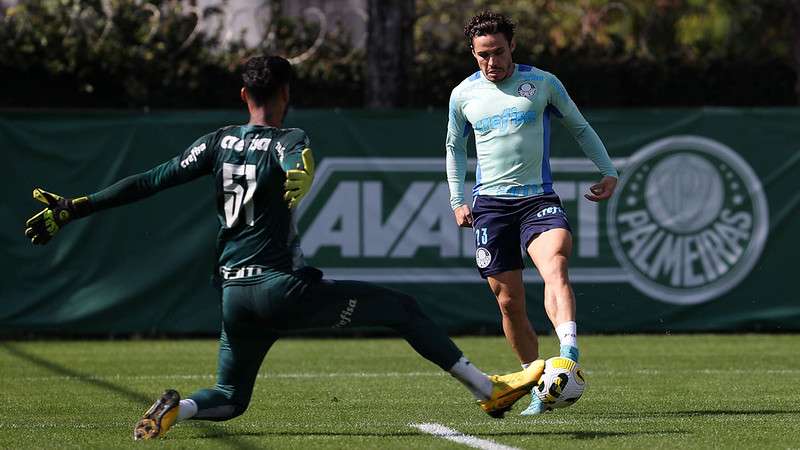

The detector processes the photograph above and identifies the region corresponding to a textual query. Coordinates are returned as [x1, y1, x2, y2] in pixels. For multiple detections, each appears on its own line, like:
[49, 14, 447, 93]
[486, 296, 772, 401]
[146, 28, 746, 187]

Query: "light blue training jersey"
[445, 64, 618, 210]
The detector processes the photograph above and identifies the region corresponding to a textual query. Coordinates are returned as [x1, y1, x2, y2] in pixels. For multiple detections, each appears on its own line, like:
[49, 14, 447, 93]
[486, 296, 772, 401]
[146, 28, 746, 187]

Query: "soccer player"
[445, 12, 618, 415]
[24, 55, 545, 439]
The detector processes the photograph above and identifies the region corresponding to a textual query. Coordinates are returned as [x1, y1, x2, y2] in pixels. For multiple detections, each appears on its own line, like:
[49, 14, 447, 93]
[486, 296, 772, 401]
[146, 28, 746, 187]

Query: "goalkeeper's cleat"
[478, 359, 544, 418]
[133, 389, 180, 440]
[520, 395, 551, 416]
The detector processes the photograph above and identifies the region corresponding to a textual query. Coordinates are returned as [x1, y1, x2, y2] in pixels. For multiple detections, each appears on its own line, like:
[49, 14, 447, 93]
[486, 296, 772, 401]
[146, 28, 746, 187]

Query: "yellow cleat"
[133, 389, 180, 440]
[479, 360, 545, 418]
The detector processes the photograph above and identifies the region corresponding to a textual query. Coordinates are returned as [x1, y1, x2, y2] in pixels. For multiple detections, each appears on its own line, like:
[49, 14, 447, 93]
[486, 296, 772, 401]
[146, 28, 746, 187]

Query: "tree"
[366, 0, 415, 108]
[1, 0, 796, 107]
[793, 0, 800, 103]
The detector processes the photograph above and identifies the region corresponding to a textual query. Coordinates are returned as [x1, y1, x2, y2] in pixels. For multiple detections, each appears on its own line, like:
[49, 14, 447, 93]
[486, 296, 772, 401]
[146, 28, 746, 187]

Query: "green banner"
[2, 108, 798, 334]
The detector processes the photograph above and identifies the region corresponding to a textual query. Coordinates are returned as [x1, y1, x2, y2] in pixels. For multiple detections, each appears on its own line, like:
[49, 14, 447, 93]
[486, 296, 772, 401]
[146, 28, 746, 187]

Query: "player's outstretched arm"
[24, 135, 216, 244]
[24, 188, 92, 245]
[284, 147, 315, 209]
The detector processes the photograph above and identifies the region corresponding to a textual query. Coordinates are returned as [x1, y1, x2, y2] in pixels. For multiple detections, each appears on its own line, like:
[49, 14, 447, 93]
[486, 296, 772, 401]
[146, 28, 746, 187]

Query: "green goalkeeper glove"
[284, 148, 315, 209]
[25, 188, 91, 245]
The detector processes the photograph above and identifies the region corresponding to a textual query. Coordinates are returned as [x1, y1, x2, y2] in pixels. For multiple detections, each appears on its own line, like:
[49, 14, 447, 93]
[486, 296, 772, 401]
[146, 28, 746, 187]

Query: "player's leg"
[184, 283, 278, 421]
[516, 195, 577, 416]
[133, 328, 275, 439]
[527, 228, 578, 362]
[517, 195, 578, 363]
[283, 279, 462, 370]
[520, 229, 579, 416]
[134, 283, 277, 439]
[274, 278, 543, 417]
[543, 282, 576, 360]
[486, 270, 539, 365]
[183, 327, 277, 421]
[471, 196, 539, 367]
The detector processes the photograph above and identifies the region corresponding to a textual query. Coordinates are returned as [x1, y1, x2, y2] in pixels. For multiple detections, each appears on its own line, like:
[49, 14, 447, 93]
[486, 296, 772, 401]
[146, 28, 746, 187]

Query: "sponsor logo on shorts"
[332, 298, 358, 328]
[518, 82, 536, 98]
[537, 206, 564, 218]
[475, 247, 492, 269]
[607, 136, 769, 305]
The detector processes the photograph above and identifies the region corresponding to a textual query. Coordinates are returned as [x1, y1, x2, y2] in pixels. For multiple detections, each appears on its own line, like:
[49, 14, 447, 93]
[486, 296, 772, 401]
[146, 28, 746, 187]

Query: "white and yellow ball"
[534, 357, 586, 409]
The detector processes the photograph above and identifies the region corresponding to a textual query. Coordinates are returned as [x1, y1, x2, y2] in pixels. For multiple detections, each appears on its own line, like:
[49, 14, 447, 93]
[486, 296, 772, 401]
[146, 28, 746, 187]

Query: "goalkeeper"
[24, 55, 544, 440]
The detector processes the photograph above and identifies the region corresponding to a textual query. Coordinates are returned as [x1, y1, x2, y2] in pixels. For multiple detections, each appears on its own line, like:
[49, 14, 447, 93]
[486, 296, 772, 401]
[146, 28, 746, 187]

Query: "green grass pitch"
[2, 335, 799, 449]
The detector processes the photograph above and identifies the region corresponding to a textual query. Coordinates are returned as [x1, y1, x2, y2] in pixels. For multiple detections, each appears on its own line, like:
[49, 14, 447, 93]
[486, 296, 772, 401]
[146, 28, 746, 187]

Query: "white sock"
[177, 399, 198, 421]
[448, 356, 493, 401]
[555, 321, 578, 348]
[521, 361, 533, 369]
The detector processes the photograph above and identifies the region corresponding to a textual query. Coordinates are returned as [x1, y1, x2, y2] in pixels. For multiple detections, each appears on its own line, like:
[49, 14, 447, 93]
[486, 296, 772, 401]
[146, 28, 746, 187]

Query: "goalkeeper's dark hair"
[241, 55, 293, 106]
[464, 11, 515, 48]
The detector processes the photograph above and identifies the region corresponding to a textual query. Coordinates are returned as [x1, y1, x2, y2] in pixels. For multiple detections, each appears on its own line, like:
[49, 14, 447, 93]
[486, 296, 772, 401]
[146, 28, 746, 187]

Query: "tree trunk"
[792, 0, 800, 104]
[366, 0, 415, 108]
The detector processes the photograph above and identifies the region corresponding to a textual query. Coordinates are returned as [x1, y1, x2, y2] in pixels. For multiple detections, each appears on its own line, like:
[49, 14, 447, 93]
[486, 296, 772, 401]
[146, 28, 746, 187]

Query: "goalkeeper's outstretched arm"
[24, 134, 214, 245]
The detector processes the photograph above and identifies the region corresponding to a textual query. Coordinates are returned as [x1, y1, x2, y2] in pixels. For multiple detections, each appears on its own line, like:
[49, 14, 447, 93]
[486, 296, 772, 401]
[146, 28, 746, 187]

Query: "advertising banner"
[2, 108, 797, 333]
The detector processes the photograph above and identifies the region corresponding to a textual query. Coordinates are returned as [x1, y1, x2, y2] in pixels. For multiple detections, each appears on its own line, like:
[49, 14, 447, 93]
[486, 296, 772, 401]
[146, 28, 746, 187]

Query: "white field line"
[411, 423, 522, 450]
[9, 368, 800, 383]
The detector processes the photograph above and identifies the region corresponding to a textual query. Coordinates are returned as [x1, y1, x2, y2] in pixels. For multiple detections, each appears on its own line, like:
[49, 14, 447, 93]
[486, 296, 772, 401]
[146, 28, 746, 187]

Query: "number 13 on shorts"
[475, 227, 488, 246]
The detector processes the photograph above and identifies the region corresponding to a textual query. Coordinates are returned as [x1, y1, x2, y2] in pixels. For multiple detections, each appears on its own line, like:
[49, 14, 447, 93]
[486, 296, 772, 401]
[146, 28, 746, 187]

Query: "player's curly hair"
[464, 11, 515, 48]
[241, 55, 293, 106]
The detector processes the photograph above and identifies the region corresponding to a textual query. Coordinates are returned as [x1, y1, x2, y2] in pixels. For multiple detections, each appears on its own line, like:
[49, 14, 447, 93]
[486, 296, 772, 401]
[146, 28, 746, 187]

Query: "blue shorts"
[471, 194, 572, 278]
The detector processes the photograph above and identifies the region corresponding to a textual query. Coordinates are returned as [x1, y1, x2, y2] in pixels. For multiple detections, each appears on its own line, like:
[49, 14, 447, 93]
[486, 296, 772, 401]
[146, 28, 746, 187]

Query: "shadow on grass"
[0, 342, 260, 450]
[484, 430, 688, 440]
[1, 342, 150, 403]
[179, 428, 687, 441]
[664, 409, 799, 416]
[599, 409, 799, 418]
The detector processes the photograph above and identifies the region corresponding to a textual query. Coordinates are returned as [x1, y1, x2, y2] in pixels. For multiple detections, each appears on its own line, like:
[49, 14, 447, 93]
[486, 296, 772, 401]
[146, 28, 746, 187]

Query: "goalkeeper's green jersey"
[87, 124, 310, 278]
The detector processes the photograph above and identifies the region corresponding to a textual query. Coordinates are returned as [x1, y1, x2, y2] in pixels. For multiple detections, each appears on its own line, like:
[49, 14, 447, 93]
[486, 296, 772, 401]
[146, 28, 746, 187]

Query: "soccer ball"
[534, 357, 586, 409]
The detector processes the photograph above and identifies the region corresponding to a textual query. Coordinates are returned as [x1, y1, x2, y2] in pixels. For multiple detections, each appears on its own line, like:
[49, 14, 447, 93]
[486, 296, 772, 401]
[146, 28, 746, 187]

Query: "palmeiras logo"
[475, 247, 492, 269]
[517, 82, 536, 98]
[607, 136, 769, 305]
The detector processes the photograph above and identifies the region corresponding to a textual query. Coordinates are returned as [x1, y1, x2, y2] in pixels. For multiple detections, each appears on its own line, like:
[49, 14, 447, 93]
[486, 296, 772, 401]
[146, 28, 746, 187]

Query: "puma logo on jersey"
[220, 136, 272, 152]
[180, 143, 207, 168]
